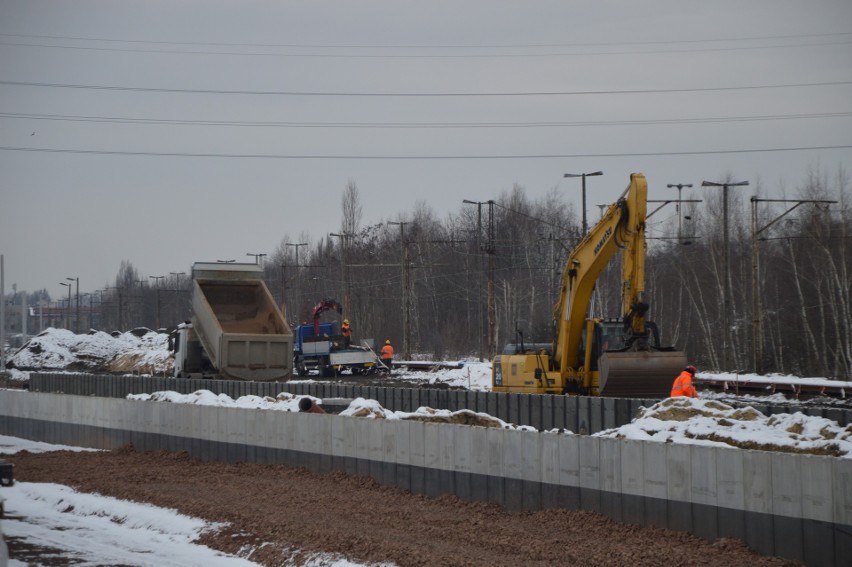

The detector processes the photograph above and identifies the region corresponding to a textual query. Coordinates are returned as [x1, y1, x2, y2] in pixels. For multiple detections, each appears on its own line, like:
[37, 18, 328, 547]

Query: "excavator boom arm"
[554, 174, 648, 369]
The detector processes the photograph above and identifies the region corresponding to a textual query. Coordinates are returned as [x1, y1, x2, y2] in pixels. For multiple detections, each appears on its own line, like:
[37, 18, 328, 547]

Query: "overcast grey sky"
[1, 0, 850, 301]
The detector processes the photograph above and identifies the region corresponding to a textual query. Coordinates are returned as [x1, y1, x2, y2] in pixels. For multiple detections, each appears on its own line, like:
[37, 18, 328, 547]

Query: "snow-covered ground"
[0, 436, 261, 567]
[8, 328, 852, 400]
[6, 327, 172, 376]
[124, 387, 852, 458]
[0, 436, 375, 567]
[4, 331, 852, 564]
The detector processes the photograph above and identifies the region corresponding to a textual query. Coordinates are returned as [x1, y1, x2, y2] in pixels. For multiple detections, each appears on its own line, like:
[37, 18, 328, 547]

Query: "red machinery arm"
[311, 298, 343, 334]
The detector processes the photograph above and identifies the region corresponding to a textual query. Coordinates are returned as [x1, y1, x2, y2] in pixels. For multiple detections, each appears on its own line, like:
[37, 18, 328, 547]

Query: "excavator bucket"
[598, 350, 688, 398]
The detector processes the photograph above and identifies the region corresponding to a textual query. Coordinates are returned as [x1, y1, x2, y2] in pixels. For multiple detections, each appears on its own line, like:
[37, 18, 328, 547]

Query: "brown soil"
[7, 447, 802, 567]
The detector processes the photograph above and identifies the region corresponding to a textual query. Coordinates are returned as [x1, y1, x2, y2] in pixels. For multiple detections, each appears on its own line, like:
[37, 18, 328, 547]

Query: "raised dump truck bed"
[175, 262, 294, 381]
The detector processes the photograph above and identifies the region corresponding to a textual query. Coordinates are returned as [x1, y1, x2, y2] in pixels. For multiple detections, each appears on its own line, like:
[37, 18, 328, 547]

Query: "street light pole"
[563, 171, 603, 235]
[60, 282, 72, 330]
[666, 183, 693, 242]
[246, 252, 267, 266]
[388, 222, 411, 360]
[285, 242, 308, 314]
[701, 179, 749, 371]
[462, 199, 489, 361]
[329, 233, 353, 316]
[149, 275, 164, 329]
[66, 277, 79, 333]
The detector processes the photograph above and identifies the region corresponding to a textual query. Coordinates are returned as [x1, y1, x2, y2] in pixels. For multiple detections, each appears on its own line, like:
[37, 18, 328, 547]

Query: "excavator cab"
[582, 319, 628, 371]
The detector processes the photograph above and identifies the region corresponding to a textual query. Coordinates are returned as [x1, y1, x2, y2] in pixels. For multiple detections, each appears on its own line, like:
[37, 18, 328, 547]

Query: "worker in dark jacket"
[380, 339, 394, 374]
[341, 319, 352, 348]
[671, 365, 698, 398]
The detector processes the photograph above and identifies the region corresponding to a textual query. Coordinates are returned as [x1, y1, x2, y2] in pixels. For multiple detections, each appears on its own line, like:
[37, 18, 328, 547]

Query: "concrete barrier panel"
[576, 397, 590, 435]
[501, 431, 524, 512]
[579, 436, 601, 514]
[554, 396, 570, 431]
[798, 455, 833, 523]
[689, 445, 718, 541]
[541, 433, 559, 486]
[483, 427, 504, 506]
[620, 439, 645, 525]
[330, 413, 350, 457]
[424, 423, 446, 498]
[519, 431, 543, 511]
[743, 450, 775, 557]
[643, 442, 668, 528]
[589, 397, 602, 434]
[832, 458, 852, 563]
[771, 453, 804, 562]
[390, 420, 411, 491]
[599, 437, 622, 521]
[377, 418, 396, 484]
[715, 446, 745, 542]
[666, 444, 692, 532]
[542, 395, 554, 431]
[452, 425, 472, 501]
[540, 432, 559, 508]
[408, 421, 426, 495]
[354, 417, 374, 476]
[278, 411, 301, 451]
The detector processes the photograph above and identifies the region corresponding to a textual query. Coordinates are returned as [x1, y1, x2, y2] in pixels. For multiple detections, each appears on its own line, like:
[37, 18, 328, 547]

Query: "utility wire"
[1, 30, 849, 48]
[2, 145, 850, 159]
[2, 39, 851, 58]
[2, 79, 850, 97]
[2, 111, 849, 129]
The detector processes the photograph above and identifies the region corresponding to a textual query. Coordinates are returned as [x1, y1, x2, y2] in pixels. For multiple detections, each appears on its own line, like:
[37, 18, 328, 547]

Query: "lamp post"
[702, 179, 749, 371]
[60, 282, 72, 330]
[667, 183, 693, 242]
[563, 171, 603, 235]
[388, 222, 412, 360]
[246, 252, 267, 266]
[66, 277, 79, 333]
[329, 233, 353, 316]
[149, 275, 165, 329]
[285, 242, 308, 312]
[463, 199, 491, 361]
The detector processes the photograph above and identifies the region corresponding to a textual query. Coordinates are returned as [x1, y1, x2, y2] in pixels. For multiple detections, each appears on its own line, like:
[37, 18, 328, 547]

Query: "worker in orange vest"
[671, 365, 698, 398]
[341, 319, 352, 348]
[380, 340, 394, 374]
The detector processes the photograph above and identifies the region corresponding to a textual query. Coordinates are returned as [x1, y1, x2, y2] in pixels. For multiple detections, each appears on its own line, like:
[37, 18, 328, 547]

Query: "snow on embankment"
[128, 390, 530, 430]
[9, 327, 172, 375]
[594, 397, 852, 458]
[126, 390, 851, 458]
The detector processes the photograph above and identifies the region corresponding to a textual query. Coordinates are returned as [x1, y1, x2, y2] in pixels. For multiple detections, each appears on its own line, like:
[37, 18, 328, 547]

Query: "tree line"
[67, 166, 852, 378]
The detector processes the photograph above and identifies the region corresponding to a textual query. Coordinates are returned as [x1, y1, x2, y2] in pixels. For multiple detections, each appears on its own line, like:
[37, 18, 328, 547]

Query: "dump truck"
[493, 173, 688, 398]
[172, 262, 294, 381]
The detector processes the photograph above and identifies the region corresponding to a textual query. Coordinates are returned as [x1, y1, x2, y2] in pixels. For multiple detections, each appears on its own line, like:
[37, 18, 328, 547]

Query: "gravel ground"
[6, 446, 802, 567]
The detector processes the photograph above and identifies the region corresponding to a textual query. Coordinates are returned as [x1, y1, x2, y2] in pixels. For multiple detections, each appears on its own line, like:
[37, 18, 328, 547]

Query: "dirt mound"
[7, 447, 801, 567]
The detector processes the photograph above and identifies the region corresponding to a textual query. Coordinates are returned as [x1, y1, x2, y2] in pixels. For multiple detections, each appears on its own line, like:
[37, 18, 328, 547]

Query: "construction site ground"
[6, 446, 801, 567]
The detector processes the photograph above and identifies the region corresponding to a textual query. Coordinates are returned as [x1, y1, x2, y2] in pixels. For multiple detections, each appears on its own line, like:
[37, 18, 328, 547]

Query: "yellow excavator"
[492, 173, 687, 398]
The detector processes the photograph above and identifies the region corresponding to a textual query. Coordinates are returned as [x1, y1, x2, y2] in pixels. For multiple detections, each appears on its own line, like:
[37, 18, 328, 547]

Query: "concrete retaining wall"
[0, 389, 849, 567]
[27, 373, 852, 433]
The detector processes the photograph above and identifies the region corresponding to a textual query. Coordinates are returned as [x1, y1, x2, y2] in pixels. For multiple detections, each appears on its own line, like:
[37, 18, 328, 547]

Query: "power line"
[2, 38, 851, 58]
[2, 79, 850, 97]
[1, 30, 849, 49]
[2, 110, 849, 129]
[1, 144, 850, 159]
